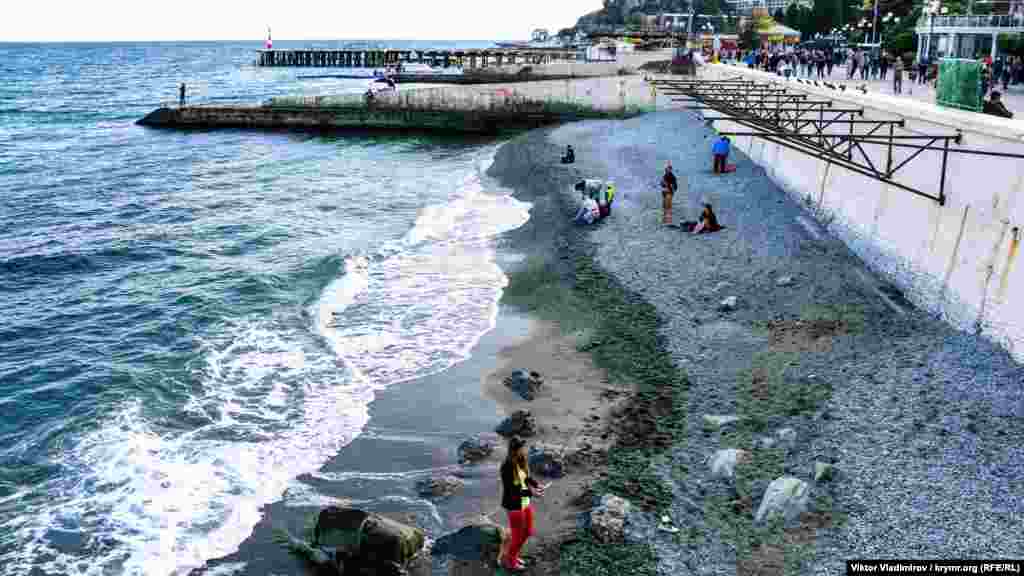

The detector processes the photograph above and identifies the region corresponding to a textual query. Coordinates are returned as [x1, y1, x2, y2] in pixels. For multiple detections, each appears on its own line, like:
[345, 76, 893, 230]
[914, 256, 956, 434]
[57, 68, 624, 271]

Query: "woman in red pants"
[499, 435, 544, 572]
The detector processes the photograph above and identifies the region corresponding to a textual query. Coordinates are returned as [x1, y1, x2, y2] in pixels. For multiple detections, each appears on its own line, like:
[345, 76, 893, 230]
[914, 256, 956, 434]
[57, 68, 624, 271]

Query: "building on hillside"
[531, 29, 550, 42]
[726, 0, 810, 16]
[914, 9, 1024, 61]
[660, 13, 691, 30]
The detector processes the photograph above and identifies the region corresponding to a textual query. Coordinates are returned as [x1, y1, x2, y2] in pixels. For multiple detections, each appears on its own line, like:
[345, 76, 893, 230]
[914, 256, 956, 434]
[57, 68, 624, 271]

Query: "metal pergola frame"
[650, 76, 1024, 206]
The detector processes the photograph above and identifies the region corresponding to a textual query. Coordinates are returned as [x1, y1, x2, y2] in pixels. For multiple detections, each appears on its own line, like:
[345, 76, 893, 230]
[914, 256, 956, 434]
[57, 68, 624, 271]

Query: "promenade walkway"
[770, 61, 1024, 115]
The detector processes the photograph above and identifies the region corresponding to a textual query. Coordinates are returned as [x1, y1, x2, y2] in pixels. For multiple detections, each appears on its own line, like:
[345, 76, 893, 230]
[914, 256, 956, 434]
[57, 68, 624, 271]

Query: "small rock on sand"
[415, 475, 464, 498]
[529, 444, 566, 478]
[708, 448, 750, 480]
[584, 494, 632, 544]
[495, 410, 537, 438]
[457, 433, 500, 464]
[813, 461, 835, 482]
[718, 296, 739, 311]
[776, 275, 795, 286]
[702, 414, 742, 429]
[755, 477, 810, 524]
[503, 369, 543, 401]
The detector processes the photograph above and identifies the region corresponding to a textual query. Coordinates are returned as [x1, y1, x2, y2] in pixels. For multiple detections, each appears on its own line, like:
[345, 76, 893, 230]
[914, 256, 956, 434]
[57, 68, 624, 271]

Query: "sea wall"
[700, 64, 1024, 362]
[139, 75, 658, 134]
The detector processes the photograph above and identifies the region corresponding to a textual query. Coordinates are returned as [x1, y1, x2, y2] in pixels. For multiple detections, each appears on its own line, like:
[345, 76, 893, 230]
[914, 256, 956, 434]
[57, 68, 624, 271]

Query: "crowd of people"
[728, 44, 1019, 117]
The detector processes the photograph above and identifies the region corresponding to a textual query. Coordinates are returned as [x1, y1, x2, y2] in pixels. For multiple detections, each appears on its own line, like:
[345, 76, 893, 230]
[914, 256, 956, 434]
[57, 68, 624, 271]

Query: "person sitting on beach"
[572, 189, 600, 225]
[683, 203, 723, 235]
[602, 182, 616, 217]
[561, 145, 575, 164]
[499, 435, 544, 572]
[983, 91, 1014, 119]
[712, 136, 730, 174]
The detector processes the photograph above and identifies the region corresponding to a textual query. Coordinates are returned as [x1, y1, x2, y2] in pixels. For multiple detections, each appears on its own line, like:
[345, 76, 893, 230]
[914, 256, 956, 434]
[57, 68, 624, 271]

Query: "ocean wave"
[1, 318, 373, 576]
[0, 244, 184, 280]
[318, 144, 532, 387]
[0, 142, 532, 576]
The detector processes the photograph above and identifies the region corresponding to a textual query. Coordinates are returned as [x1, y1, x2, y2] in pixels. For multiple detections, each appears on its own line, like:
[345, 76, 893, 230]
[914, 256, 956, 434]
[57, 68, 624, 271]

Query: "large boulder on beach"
[529, 444, 566, 478]
[495, 410, 537, 438]
[432, 523, 504, 562]
[457, 433, 500, 464]
[415, 475, 464, 499]
[433, 523, 505, 576]
[708, 448, 750, 480]
[504, 369, 543, 401]
[581, 494, 633, 544]
[755, 477, 810, 524]
[312, 507, 426, 571]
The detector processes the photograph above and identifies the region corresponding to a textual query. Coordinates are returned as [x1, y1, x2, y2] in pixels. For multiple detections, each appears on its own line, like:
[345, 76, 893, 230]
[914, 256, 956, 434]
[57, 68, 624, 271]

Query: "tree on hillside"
[705, 0, 723, 16]
[784, 3, 801, 29]
[811, 0, 844, 37]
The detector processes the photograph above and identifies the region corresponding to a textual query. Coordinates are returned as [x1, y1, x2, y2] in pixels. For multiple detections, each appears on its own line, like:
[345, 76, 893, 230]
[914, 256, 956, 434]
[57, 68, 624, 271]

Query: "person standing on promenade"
[661, 163, 678, 225]
[179, 83, 186, 107]
[499, 436, 544, 573]
[893, 56, 904, 95]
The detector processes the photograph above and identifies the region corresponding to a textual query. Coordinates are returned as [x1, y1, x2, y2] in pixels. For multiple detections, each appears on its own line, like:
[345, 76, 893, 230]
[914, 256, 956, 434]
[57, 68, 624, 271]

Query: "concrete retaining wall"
[140, 105, 502, 133]
[268, 75, 657, 114]
[699, 64, 1024, 362]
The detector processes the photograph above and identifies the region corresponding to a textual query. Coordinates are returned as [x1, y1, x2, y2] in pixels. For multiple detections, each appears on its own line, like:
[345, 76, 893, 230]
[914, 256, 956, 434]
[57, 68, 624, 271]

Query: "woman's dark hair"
[505, 435, 528, 472]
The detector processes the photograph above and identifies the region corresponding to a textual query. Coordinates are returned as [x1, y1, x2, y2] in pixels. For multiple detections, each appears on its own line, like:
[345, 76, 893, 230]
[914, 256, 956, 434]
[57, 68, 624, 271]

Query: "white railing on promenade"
[916, 13, 1024, 29]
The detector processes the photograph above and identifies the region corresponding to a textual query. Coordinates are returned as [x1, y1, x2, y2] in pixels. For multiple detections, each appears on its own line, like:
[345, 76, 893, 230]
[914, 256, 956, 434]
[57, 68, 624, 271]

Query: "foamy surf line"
[318, 143, 532, 388]
[0, 143, 531, 576]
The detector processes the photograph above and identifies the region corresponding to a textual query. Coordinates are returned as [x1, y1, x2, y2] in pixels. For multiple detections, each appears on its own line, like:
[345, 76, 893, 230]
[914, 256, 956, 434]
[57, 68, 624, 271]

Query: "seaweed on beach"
[502, 249, 687, 574]
[494, 129, 690, 575]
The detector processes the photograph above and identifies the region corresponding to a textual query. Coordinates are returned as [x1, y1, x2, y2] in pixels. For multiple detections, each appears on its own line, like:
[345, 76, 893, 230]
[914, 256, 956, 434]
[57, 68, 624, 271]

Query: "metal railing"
[917, 13, 1024, 29]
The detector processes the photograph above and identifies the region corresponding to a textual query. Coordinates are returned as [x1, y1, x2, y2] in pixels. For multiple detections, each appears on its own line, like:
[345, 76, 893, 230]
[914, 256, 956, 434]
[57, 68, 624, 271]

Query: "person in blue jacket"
[712, 136, 731, 174]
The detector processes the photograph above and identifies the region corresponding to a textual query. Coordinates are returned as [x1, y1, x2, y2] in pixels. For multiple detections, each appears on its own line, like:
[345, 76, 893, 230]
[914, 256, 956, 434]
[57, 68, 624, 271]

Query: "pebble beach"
[488, 101, 1024, 574]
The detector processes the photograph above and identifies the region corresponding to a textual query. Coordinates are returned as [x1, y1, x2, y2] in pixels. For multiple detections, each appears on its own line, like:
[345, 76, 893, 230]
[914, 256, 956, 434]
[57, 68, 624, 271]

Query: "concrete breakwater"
[698, 64, 1024, 362]
[138, 76, 657, 134]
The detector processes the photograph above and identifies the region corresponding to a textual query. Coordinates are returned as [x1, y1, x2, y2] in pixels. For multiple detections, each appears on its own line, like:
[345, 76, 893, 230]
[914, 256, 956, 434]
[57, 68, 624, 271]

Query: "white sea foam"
[6, 318, 375, 576]
[319, 145, 532, 386]
[3, 144, 531, 576]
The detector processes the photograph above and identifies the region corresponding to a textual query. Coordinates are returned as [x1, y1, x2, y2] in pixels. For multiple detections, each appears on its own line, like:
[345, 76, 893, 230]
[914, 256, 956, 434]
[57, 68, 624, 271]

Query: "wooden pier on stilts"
[255, 47, 579, 69]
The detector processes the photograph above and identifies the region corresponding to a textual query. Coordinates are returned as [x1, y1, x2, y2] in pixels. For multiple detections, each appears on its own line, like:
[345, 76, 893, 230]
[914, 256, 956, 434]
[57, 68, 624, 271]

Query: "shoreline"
[188, 125, 648, 576]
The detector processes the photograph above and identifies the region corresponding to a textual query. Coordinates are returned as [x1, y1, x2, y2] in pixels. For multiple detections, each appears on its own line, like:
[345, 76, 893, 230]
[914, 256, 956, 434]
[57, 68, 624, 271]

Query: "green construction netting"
[935, 58, 982, 112]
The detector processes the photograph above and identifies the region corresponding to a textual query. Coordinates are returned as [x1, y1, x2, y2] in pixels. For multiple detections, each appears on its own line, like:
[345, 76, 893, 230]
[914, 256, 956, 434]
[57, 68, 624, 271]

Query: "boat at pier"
[398, 62, 463, 76]
[495, 28, 570, 49]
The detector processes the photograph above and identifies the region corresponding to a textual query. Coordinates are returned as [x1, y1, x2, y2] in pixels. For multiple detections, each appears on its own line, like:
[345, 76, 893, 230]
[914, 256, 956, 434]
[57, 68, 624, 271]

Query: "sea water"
[0, 40, 530, 575]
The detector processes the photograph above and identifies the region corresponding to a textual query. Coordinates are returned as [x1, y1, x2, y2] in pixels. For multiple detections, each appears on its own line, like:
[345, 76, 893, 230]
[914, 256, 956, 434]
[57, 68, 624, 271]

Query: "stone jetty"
[138, 76, 657, 134]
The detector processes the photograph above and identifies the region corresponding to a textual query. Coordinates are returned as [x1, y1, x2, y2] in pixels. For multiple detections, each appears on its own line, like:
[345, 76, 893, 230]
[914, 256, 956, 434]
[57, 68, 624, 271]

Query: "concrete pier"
[139, 76, 657, 135]
[255, 48, 579, 69]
